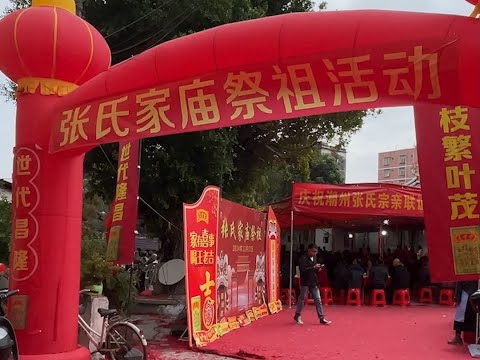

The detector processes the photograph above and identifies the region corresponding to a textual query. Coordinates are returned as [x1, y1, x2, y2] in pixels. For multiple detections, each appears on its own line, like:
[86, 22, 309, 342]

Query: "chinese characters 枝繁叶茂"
[440, 106, 478, 221]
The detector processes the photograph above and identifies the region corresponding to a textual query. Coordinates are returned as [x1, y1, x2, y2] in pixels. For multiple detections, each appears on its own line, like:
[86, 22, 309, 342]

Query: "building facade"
[378, 148, 418, 185]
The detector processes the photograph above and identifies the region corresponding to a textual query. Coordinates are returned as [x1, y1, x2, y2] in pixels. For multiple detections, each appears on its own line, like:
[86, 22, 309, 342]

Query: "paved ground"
[135, 314, 233, 360]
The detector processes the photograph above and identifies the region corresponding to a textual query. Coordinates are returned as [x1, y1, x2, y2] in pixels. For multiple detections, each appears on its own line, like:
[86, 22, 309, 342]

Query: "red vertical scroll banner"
[9, 147, 41, 330]
[415, 105, 480, 282]
[184, 186, 220, 348]
[10, 147, 41, 283]
[266, 207, 280, 303]
[105, 140, 140, 265]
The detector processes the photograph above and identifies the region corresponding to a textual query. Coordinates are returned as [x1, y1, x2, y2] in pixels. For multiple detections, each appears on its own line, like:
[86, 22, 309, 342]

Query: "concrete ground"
[134, 314, 233, 360]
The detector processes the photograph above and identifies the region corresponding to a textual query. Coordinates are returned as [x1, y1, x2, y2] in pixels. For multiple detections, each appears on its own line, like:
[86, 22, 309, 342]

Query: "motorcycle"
[0, 290, 19, 360]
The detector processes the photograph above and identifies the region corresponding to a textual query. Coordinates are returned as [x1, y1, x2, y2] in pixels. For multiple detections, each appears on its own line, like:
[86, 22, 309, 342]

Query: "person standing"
[449, 281, 478, 345]
[294, 244, 332, 325]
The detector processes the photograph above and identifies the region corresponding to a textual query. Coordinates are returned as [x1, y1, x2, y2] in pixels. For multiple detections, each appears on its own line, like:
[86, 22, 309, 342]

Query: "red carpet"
[202, 305, 471, 359]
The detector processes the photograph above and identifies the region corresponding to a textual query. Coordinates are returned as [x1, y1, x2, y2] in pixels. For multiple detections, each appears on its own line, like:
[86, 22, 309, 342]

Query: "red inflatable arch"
[0, 0, 479, 359]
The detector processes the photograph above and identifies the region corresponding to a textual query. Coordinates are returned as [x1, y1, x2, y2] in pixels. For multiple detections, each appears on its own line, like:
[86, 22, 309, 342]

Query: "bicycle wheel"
[105, 322, 147, 360]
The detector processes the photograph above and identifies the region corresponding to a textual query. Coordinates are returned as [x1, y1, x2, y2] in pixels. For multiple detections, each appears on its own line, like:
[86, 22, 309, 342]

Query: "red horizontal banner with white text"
[292, 183, 423, 219]
[415, 104, 480, 282]
[50, 40, 458, 153]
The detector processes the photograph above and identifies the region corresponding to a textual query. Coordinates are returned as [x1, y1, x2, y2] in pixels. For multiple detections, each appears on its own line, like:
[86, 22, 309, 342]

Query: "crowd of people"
[281, 244, 430, 304]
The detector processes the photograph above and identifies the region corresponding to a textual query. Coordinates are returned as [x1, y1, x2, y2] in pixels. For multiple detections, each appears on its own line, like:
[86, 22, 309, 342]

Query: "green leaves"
[0, 198, 11, 264]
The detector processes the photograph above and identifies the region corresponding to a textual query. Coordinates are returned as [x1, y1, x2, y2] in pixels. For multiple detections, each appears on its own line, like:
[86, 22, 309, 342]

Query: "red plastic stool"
[419, 288, 433, 304]
[334, 289, 346, 305]
[370, 289, 387, 306]
[346, 288, 362, 306]
[439, 289, 455, 306]
[281, 288, 296, 306]
[393, 289, 410, 306]
[320, 287, 334, 306]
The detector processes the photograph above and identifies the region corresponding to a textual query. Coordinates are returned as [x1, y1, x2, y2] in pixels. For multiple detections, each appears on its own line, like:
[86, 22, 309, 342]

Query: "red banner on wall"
[217, 199, 267, 320]
[105, 141, 140, 265]
[266, 207, 280, 303]
[184, 186, 220, 348]
[415, 105, 480, 282]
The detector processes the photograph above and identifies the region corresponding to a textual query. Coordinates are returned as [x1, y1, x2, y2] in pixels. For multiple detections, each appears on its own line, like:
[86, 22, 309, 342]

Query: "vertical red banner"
[184, 186, 220, 348]
[106, 140, 140, 265]
[217, 199, 267, 320]
[415, 105, 480, 281]
[10, 147, 41, 284]
[9, 147, 41, 330]
[266, 207, 280, 303]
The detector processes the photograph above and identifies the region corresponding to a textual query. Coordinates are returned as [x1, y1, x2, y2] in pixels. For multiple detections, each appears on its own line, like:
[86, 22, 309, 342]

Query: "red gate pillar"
[0, 1, 110, 358]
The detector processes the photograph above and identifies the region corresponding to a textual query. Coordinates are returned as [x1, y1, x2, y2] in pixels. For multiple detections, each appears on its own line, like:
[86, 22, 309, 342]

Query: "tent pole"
[289, 210, 294, 309]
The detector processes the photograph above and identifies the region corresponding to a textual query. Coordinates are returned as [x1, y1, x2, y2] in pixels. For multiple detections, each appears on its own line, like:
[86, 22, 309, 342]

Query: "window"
[384, 169, 391, 178]
[399, 167, 406, 176]
[399, 155, 407, 165]
[383, 157, 391, 166]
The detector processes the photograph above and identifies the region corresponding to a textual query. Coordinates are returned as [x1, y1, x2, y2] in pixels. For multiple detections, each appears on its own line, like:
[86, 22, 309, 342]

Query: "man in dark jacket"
[294, 244, 332, 325]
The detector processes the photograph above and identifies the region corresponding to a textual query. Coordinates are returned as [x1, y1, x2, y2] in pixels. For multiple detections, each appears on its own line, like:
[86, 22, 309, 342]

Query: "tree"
[309, 154, 344, 184]
[0, 198, 11, 264]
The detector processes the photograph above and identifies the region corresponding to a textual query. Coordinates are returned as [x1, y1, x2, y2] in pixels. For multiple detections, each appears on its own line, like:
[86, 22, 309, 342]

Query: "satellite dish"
[158, 259, 185, 286]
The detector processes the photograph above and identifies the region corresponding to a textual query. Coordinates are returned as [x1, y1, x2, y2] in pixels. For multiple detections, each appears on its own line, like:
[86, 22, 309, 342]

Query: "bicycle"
[78, 290, 148, 360]
[0, 289, 19, 360]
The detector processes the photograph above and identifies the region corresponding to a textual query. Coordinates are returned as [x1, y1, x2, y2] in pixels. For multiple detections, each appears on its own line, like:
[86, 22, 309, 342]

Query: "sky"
[0, 0, 473, 183]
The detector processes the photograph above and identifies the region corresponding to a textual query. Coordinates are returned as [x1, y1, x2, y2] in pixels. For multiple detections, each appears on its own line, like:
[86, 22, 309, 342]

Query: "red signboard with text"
[184, 186, 220, 347]
[266, 207, 280, 303]
[51, 40, 459, 154]
[415, 105, 480, 282]
[217, 199, 267, 319]
[292, 182, 423, 219]
[106, 141, 140, 265]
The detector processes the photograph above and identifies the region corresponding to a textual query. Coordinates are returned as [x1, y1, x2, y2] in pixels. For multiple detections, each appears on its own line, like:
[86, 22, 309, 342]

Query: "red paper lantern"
[0, 263, 7, 274]
[0, 5, 110, 87]
[467, 0, 478, 5]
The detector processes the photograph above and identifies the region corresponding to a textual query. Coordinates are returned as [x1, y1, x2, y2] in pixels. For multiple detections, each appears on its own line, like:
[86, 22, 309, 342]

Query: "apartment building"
[378, 148, 418, 185]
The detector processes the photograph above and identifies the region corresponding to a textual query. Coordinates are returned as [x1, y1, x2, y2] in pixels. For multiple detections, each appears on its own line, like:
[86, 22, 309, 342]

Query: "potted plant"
[81, 253, 112, 295]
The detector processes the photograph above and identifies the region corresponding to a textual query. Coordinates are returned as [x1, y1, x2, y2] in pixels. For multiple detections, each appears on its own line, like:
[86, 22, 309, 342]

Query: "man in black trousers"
[294, 244, 332, 325]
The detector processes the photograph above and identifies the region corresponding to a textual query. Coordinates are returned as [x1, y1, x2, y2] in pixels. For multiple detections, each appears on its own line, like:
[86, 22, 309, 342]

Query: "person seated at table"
[371, 259, 390, 290]
[349, 259, 364, 289]
[390, 259, 410, 303]
[391, 258, 410, 288]
[417, 256, 431, 287]
[333, 258, 350, 292]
